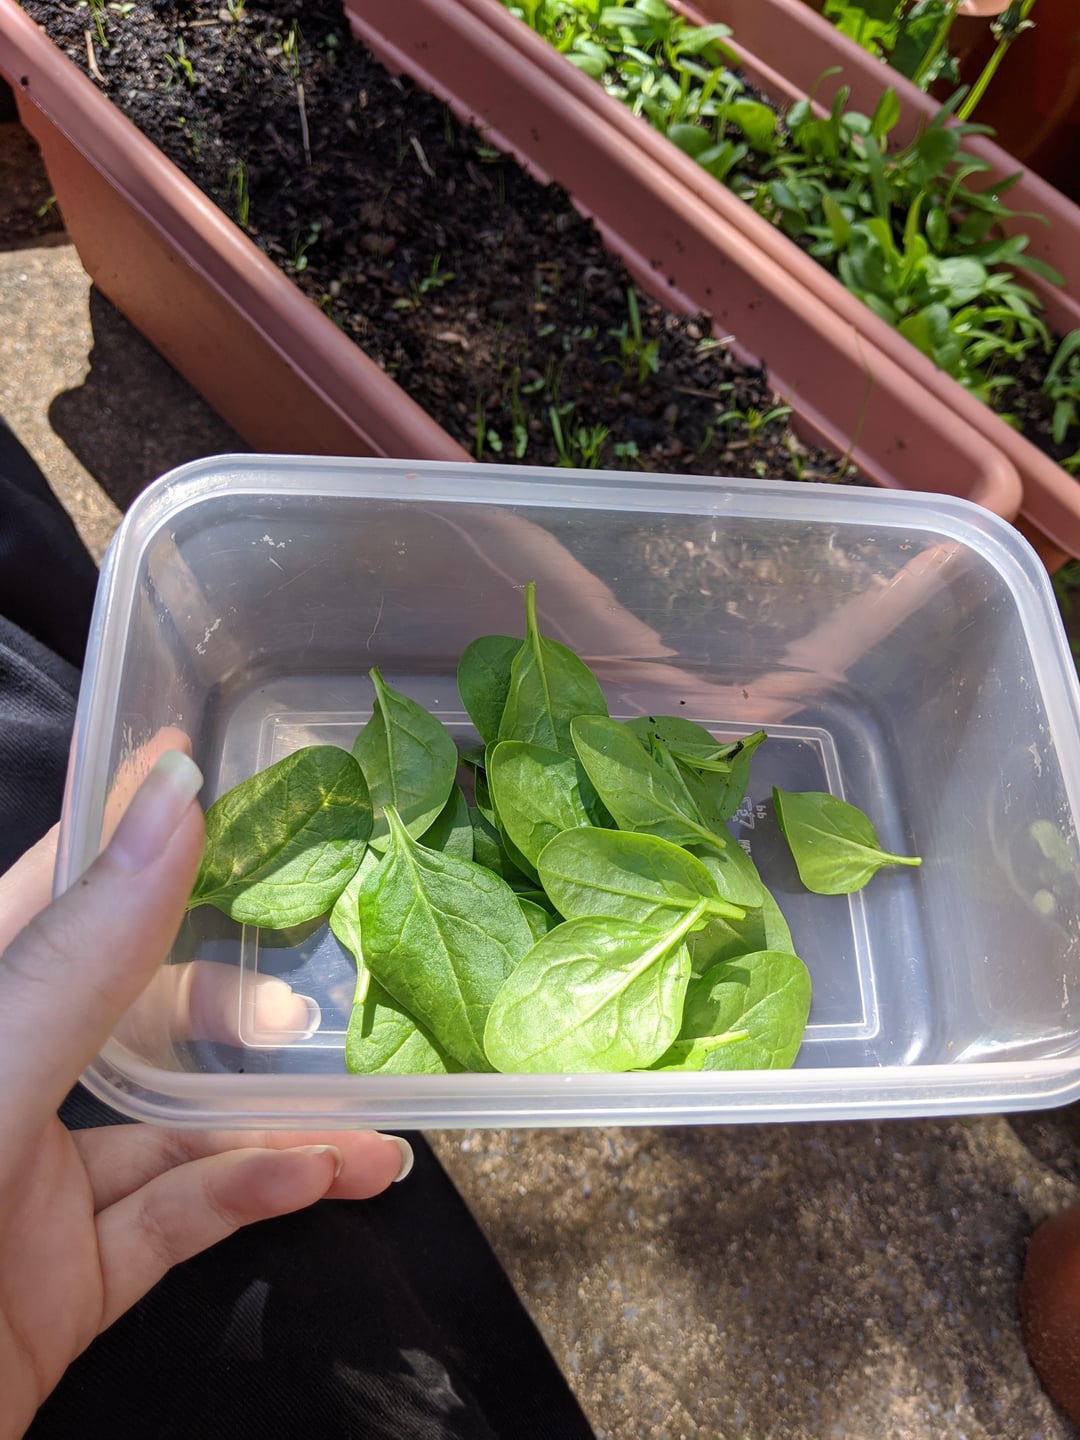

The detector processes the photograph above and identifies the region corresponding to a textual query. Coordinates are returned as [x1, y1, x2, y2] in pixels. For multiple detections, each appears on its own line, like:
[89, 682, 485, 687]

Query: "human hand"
[0, 753, 412, 1438]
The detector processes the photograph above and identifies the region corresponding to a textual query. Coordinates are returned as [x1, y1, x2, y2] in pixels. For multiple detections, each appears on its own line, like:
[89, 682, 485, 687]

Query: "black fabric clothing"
[1, 425, 593, 1440]
[0, 418, 98, 669]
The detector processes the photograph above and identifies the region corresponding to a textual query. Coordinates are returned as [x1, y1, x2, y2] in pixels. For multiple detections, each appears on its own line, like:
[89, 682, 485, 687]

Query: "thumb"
[0, 752, 205, 1145]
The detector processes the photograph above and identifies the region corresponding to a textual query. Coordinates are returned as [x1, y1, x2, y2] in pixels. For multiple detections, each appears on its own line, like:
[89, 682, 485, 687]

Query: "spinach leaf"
[420, 783, 473, 861]
[690, 888, 793, 972]
[353, 668, 458, 849]
[471, 764, 497, 827]
[484, 901, 707, 1073]
[626, 714, 730, 761]
[693, 840, 765, 909]
[189, 746, 371, 927]
[773, 788, 922, 894]
[329, 847, 381, 1004]
[518, 896, 560, 943]
[570, 715, 727, 855]
[538, 828, 744, 927]
[469, 806, 534, 889]
[652, 950, 812, 1071]
[693, 730, 766, 822]
[346, 978, 464, 1075]
[498, 581, 608, 755]
[457, 635, 521, 745]
[628, 716, 765, 822]
[488, 741, 595, 868]
[358, 806, 533, 1070]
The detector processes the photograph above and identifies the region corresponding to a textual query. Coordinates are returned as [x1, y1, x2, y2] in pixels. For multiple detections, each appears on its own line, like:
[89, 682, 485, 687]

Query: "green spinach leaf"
[627, 716, 765, 822]
[353, 668, 457, 849]
[498, 582, 608, 754]
[773, 788, 921, 894]
[469, 806, 534, 889]
[484, 901, 707, 1073]
[189, 746, 371, 927]
[346, 978, 464, 1075]
[488, 740, 595, 868]
[358, 806, 533, 1070]
[538, 828, 744, 927]
[652, 950, 812, 1071]
[518, 895, 560, 943]
[420, 783, 473, 861]
[690, 887, 793, 972]
[329, 847, 381, 1004]
[570, 715, 726, 855]
[457, 635, 521, 745]
[693, 840, 765, 909]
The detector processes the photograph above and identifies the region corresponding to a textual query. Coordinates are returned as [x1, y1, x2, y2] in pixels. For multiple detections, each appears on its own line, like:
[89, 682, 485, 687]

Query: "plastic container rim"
[57, 455, 1080, 1126]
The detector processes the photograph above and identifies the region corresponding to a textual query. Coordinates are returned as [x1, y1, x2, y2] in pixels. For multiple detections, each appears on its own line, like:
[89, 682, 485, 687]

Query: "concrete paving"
[4, 114, 1080, 1440]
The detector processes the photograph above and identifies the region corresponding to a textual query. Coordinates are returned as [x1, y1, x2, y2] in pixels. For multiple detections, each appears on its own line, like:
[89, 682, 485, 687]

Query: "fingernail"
[382, 1134, 414, 1183]
[292, 1144, 345, 1179]
[108, 751, 203, 873]
[294, 994, 322, 1040]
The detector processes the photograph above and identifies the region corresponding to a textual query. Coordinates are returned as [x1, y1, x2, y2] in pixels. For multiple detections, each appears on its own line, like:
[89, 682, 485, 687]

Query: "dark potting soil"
[26, 0, 858, 483]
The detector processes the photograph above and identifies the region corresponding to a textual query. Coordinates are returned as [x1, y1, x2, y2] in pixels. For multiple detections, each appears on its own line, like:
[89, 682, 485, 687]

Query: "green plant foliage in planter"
[502, 0, 1079, 477]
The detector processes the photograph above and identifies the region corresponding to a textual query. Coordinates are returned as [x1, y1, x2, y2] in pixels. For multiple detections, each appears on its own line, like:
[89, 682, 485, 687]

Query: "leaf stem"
[957, 0, 1037, 122]
[911, 0, 961, 89]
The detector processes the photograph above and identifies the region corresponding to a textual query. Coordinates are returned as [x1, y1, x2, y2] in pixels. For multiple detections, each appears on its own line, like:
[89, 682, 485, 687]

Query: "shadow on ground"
[48, 287, 247, 512]
[432, 1113, 1080, 1439]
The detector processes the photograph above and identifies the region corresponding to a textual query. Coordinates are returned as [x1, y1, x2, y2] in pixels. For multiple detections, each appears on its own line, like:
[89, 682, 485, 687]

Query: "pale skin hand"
[0, 755, 411, 1439]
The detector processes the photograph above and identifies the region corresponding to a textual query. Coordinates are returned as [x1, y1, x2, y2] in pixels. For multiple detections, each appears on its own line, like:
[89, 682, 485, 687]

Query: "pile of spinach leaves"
[187, 582, 920, 1075]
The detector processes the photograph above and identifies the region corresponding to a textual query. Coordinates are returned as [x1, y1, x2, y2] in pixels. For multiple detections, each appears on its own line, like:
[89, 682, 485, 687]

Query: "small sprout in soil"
[81, 0, 108, 49]
[224, 0, 247, 20]
[227, 159, 250, 229]
[163, 37, 196, 90]
[35, 194, 57, 220]
[718, 404, 793, 444]
[278, 20, 303, 82]
[1044, 331, 1080, 448]
[291, 222, 323, 274]
[394, 255, 455, 311]
[784, 434, 807, 482]
[107, 2, 135, 15]
[509, 369, 529, 460]
[550, 408, 610, 468]
[607, 288, 661, 387]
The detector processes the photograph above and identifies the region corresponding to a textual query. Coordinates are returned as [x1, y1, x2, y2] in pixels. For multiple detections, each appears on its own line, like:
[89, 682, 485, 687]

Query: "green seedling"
[1044, 331, 1080, 447]
[607, 288, 661, 385]
[227, 160, 250, 228]
[549, 407, 609, 467]
[717, 403, 793, 442]
[502, 0, 1076, 475]
[290, 222, 322, 273]
[163, 36, 196, 89]
[394, 255, 455, 311]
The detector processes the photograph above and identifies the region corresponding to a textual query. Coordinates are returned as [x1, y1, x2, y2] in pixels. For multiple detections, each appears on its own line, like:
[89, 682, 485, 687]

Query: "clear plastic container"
[58, 456, 1080, 1128]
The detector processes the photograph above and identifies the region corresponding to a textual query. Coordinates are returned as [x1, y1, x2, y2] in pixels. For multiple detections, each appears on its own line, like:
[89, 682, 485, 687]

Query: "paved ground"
[4, 111, 1080, 1439]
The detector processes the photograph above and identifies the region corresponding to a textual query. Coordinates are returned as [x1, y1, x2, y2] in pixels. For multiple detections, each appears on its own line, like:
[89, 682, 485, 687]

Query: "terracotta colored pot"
[352, 0, 1070, 558]
[1019, 1205, 1080, 1421]
[0, 1, 467, 463]
[341, 0, 1021, 524]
